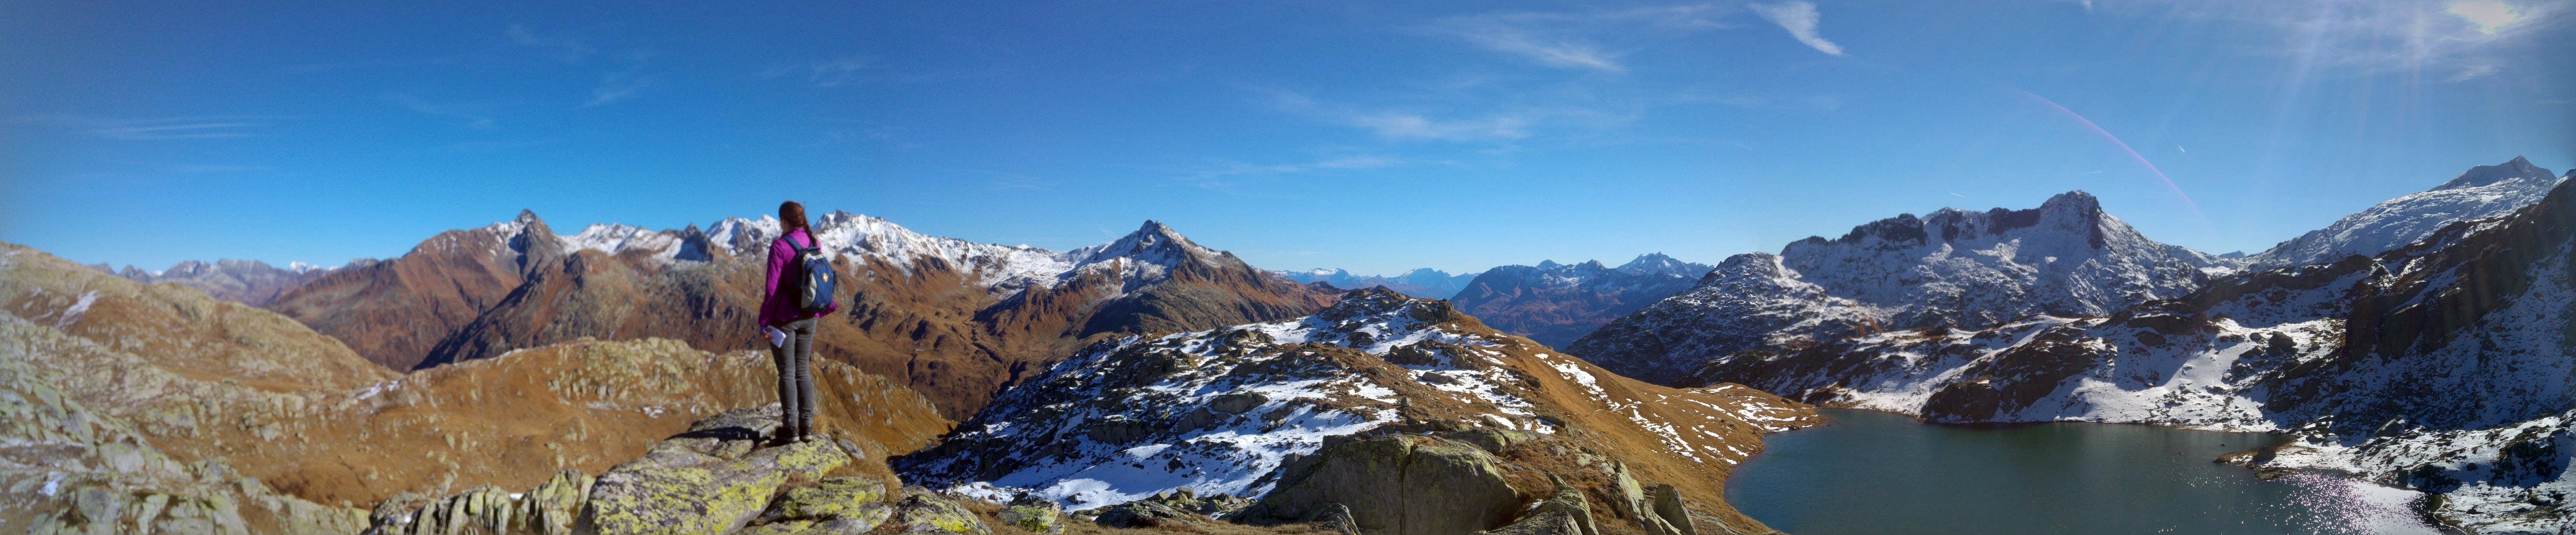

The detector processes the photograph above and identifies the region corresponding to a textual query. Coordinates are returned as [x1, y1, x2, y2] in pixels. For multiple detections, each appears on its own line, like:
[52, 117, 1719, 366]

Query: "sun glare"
[2446, 0, 2522, 34]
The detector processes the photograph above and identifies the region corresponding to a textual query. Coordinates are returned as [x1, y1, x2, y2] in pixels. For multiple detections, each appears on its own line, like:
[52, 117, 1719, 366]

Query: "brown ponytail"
[779, 201, 812, 242]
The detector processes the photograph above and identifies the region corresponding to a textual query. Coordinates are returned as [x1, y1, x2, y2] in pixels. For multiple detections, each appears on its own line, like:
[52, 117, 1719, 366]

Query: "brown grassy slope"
[264, 213, 556, 371]
[1378, 313, 1822, 533]
[1, 241, 952, 508]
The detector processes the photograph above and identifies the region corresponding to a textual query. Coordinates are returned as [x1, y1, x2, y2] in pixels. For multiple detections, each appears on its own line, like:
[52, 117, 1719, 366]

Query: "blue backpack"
[785, 233, 838, 313]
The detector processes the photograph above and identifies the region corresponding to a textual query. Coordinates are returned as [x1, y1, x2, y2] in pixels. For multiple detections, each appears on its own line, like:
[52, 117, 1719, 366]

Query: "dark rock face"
[1450, 254, 1714, 348]
[1236, 434, 1522, 535]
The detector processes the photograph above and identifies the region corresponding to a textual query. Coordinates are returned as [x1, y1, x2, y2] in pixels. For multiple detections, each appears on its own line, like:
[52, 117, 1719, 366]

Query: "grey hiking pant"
[771, 317, 817, 437]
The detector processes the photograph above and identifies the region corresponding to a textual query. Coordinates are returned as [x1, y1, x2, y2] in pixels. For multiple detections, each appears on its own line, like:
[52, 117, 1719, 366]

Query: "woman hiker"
[757, 200, 841, 444]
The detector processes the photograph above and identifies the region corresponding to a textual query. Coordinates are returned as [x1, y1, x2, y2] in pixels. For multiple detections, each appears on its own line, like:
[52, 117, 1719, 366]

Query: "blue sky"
[4, 0, 2570, 274]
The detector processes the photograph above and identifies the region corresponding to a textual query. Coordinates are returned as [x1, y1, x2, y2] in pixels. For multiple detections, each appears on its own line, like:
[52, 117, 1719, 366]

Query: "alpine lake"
[1726, 409, 2448, 535]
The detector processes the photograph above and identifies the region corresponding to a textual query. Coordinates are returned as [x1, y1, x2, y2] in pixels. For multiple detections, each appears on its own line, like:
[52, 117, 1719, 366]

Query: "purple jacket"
[756, 228, 839, 326]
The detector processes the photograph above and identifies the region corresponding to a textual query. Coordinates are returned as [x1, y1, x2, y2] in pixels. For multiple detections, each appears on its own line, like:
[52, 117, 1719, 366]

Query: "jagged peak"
[2039, 190, 2101, 212]
[1071, 220, 1217, 265]
[2432, 156, 2556, 191]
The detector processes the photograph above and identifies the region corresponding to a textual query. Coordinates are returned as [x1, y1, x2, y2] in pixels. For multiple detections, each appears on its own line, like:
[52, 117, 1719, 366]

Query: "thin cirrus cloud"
[1422, 4, 1728, 72]
[12, 115, 275, 140]
[1263, 89, 1543, 142]
[1748, 1, 1847, 56]
[383, 92, 496, 128]
[584, 52, 656, 107]
[504, 24, 593, 63]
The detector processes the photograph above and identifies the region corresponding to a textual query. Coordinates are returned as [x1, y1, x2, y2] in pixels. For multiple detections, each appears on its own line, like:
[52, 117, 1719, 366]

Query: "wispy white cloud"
[584, 52, 656, 107]
[505, 24, 593, 63]
[383, 93, 495, 128]
[1422, 4, 1726, 72]
[170, 164, 270, 173]
[1748, 1, 1846, 56]
[1177, 154, 1411, 188]
[16, 115, 278, 140]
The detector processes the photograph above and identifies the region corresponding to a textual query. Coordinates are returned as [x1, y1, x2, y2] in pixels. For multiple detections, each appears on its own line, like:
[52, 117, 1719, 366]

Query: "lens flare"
[2016, 89, 2208, 222]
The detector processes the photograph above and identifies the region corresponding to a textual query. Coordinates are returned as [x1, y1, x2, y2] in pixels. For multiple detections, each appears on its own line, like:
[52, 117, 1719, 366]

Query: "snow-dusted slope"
[2249, 156, 2561, 269]
[1690, 172, 2576, 532]
[893, 288, 1819, 512]
[1570, 191, 2228, 384]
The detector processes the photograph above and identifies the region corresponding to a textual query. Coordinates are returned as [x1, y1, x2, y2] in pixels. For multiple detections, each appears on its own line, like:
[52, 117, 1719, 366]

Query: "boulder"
[997, 496, 1065, 534]
[1094, 500, 1199, 528]
[1475, 483, 1596, 535]
[1443, 428, 1538, 454]
[1643, 485, 1695, 535]
[577, 406, 852, 535]
[759, 477, 891, 528]
[1239, 435, 1521, 535]
[886, 490, 991, 535]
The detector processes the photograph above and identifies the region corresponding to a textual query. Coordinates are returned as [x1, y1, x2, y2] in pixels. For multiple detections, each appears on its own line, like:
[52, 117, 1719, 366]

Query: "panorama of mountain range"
[9, 156, 2575, 534]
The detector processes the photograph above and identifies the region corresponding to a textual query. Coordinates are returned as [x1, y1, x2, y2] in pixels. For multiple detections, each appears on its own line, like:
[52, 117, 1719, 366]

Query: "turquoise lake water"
[1725, 409, 2445, 535]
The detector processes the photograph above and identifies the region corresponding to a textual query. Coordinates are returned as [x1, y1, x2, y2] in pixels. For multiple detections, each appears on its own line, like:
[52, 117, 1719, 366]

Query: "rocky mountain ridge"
[264, 211, 1334, 417]
[2247, 156, 2564, 269]
[1569, 191, 2232, 384]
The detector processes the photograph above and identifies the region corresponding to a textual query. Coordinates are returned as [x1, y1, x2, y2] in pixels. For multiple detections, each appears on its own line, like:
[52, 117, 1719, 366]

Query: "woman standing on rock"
[758, 200, 840, 444]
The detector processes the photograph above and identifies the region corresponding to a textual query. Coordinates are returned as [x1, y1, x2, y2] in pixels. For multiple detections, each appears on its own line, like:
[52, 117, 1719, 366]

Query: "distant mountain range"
[1447, 255, 1715, 348]
[1272, 267, 1476, 299]
[1273, 255, 1718, 348]
[92, 258, 366, 306]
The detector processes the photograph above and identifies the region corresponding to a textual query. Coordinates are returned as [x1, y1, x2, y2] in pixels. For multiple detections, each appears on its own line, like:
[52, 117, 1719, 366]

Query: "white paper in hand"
[763, 326, 788, 348]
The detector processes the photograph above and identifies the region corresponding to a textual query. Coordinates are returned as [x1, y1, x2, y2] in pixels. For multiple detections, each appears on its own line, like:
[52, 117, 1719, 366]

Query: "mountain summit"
[1568, 191, 2228, 384]
[2248, 156, 2562, 269]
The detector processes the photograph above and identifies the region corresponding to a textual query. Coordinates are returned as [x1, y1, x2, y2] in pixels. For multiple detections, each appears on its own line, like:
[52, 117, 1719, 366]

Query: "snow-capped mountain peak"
[2249, 156, 2563, 269]
[2433, 155, 2552, 191]
[1068, 220, 1217, 266]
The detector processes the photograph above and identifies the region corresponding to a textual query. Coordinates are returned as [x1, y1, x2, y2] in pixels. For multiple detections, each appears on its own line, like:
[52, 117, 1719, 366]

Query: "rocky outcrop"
[995, 496, 1065, 533]
[577, 407, 862, 535]
[884, 491, 990, 535]
[0, 347, 371, 535]
[1476, 481, 1596, 535]
[1236, 434, 1523, 535]
[1450, 254, 1714, 348]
